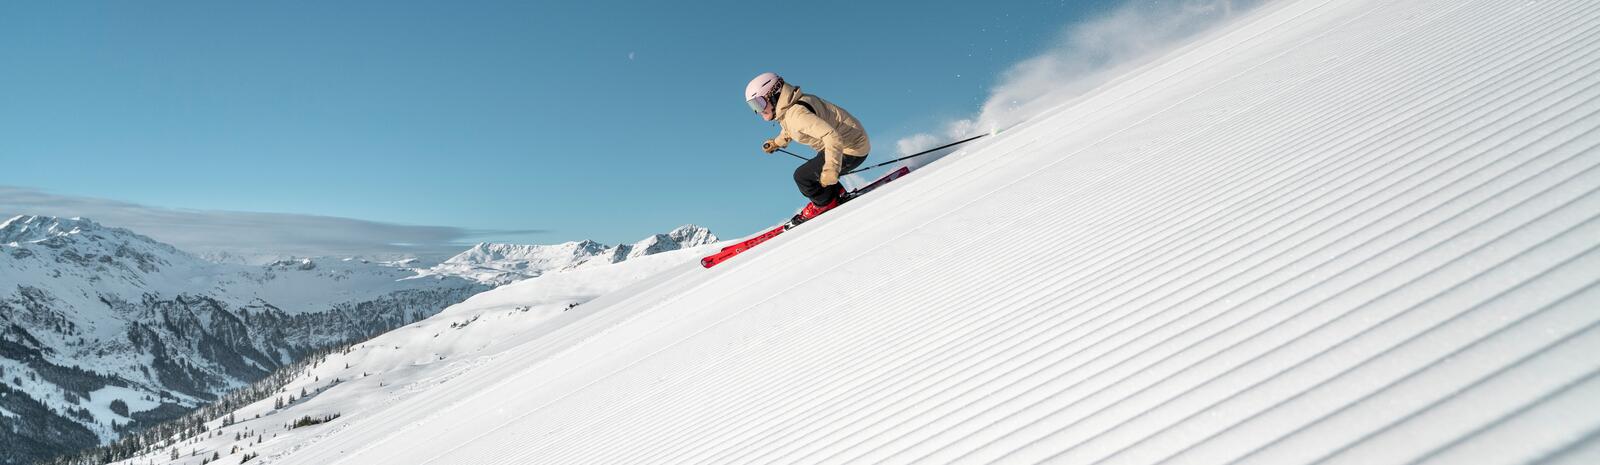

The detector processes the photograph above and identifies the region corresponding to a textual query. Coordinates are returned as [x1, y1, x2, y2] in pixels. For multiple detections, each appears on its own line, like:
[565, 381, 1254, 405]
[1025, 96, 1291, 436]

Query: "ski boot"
[791, 196, 842, 226]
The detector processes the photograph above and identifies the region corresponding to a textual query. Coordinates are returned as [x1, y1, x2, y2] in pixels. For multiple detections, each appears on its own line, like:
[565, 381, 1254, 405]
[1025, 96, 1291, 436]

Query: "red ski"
[701, 166, 911, 268]
[699, 223, 786, 268]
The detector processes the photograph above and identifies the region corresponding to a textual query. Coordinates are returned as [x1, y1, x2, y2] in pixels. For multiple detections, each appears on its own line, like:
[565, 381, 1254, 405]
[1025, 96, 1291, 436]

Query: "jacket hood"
[774, 83, 802, 120]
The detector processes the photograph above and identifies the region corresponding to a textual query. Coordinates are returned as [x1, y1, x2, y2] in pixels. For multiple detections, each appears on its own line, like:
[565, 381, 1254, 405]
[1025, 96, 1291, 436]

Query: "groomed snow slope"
[282, 0, 1600, 463]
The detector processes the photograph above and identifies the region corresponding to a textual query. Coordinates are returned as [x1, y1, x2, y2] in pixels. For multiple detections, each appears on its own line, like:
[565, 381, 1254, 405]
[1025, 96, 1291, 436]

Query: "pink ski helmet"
[745, 72, 784, 121]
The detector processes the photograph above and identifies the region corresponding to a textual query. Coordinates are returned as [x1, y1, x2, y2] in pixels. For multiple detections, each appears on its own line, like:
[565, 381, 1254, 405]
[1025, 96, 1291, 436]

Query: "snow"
[0, 210, 721, 459]
[108, 242, 720, 465]
[0, 215, 490, 448]
[0, 215, 94, 244]
[415, 225, 718, 285]
[86, 385, 163, 423]
[121, 0, 1600, 463]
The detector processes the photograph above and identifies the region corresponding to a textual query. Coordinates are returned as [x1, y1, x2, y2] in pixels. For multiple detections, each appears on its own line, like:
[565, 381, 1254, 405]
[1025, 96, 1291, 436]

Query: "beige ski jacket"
[770, 83, 870, 186]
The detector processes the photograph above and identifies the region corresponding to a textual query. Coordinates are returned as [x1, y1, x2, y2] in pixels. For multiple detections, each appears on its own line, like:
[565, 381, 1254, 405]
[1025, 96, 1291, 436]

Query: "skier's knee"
[794, 167, 816, 191]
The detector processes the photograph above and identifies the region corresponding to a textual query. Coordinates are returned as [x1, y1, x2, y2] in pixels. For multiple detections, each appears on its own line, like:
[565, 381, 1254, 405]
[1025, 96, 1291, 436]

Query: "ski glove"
[820, 170, 839, 187]
[762, 140, 784, 154]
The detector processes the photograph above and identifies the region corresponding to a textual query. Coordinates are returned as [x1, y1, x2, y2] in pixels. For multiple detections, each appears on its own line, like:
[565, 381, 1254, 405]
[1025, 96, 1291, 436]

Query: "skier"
[744, 72, 872, 222]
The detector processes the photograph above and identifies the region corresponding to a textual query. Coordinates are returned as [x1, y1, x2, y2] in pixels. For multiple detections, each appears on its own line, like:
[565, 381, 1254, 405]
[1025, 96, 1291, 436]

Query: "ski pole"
[767, 131, 994, 170]
[773, 148, 810, 161]
[844, 133, 990, 175]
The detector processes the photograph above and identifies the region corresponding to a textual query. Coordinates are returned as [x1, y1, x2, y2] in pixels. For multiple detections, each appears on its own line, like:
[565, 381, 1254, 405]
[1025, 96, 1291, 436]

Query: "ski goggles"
[747, 96, 774, 120]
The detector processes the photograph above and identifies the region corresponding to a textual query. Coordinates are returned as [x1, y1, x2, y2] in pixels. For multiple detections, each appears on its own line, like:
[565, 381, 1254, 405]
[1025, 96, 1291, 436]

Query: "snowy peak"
[451, 240, 606, 267]
[666, 224, 716, 245]
[1, 215, 191, 279]
[620, 225, 719, 261]
[265, 257, 319, 271]
[1, 215, 111, 244]
[422, 225, 719, 285]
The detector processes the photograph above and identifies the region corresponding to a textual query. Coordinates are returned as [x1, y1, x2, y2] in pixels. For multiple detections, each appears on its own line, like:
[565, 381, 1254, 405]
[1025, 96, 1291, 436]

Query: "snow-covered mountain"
[418, 225, 717, 285]
[88, 237, 724, 465]
[0, 216, 722, 465]
[0, 215, 490, 465]
[94, 0, 1600, 463]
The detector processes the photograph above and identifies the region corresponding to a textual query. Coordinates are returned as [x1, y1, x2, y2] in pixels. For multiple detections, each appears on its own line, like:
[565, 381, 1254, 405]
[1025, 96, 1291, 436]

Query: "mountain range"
[417, 225, 718, 285]
[0, 215, 715, 464]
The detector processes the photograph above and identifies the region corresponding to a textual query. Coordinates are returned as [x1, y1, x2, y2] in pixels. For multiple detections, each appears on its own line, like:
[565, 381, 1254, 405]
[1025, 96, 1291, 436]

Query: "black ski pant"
[794, 152, 866, 206]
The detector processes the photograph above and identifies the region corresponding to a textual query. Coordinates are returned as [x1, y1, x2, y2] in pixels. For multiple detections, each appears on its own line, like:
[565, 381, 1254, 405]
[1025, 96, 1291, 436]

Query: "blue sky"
[2, 0, 1183, 254]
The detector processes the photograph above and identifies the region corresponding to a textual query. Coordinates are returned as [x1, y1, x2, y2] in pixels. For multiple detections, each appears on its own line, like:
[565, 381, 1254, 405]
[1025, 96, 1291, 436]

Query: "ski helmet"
[745, 72, 784, 121]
